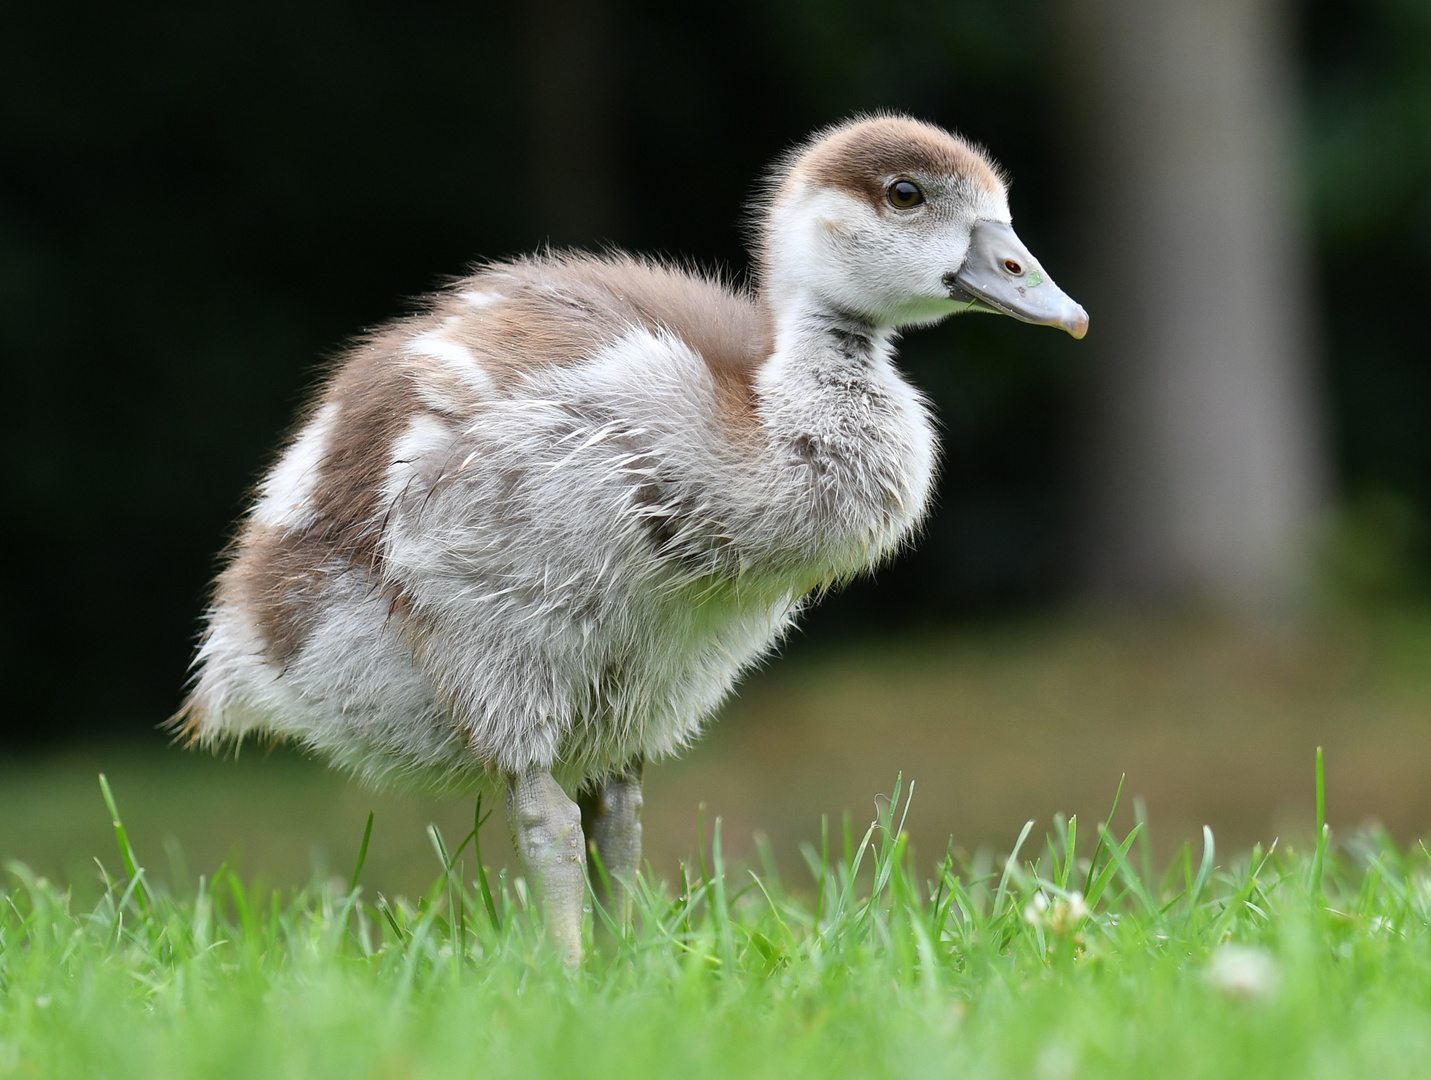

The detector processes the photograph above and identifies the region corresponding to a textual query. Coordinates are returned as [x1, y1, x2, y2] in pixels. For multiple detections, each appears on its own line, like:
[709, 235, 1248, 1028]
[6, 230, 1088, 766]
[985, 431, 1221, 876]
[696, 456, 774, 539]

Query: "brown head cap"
[784, 114, 1006, 209]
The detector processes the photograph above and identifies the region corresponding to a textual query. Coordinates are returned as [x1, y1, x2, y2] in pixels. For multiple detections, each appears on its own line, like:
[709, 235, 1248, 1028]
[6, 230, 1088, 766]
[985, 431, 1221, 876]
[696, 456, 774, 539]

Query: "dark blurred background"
[1, 0, 1428, 886]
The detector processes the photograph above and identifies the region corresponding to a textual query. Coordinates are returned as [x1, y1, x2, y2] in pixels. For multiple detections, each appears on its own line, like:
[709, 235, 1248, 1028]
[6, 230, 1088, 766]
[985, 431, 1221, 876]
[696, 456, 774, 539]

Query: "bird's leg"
[507, 767, 587, 965]
[577, 757, 644, 935]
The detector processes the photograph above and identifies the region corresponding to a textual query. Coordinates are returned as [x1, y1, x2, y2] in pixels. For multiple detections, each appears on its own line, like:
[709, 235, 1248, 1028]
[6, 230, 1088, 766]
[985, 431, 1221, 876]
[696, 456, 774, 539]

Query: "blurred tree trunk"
[1061, 0, 1327, 608]
[523, 0, 623, 245]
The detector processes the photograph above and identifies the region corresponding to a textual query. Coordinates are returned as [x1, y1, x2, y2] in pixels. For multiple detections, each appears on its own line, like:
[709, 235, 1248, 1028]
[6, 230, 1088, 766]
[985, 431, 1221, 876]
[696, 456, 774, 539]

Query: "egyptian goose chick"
[180, 114, 1087, 963]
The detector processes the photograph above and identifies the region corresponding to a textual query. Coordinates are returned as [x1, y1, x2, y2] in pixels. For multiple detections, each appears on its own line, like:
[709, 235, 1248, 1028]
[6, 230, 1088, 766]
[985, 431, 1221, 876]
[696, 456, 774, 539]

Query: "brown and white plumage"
[179, 114, 1086, 961]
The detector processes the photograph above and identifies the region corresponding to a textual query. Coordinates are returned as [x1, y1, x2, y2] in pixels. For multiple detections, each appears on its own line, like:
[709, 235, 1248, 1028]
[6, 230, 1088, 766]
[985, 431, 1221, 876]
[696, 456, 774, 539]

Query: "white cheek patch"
[767, 185, 895, 312]
[252, 402, 340, 530]
[808, 186, 878, 225]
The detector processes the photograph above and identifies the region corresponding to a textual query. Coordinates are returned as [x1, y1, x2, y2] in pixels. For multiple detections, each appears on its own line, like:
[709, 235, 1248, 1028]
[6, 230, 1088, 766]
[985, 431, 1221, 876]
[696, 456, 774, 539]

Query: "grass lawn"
[3, 608, 1430, 1077]
[4, 760, 1431, 1079]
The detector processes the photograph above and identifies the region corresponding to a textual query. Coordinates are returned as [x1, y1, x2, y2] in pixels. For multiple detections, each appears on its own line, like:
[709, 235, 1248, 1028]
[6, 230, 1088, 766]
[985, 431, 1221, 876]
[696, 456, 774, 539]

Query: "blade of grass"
[894, 775, 913, 840]
[427, 824, 464, 951]
[754, 832, 783, 896]
[348, 811, 374, 895]
[338, 812, 376, 952]
[1189, 825, 1216, 911]
[472, 793, 500, 930]
[1083, 773, 1126, 897]
[97, 774, 151, 916]
[747, 870, 796, 949]
[1094, 822, 1160, 919]
[1085, 823, 1145, 910]
[1062, 815, 1078, 892]
[711, 817, 735, 971]
[993, 820, 1035, 921]
[377, 893, 408, 943]
[1311, 746, 1328, 901]
[862, 777, 908, 926]
[587, 843, 616, 937]
[830, 819, 879, 929]
[816, 815, 830, 928]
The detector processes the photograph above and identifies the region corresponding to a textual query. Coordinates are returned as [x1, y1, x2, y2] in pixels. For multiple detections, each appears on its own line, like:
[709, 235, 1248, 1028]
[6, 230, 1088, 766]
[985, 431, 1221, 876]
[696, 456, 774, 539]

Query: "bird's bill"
[946, 220, 1089, 339]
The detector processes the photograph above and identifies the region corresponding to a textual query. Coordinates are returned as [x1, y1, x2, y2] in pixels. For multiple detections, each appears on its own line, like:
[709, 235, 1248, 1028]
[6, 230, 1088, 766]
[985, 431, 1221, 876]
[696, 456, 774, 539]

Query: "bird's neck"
[744, 285, 937, 578]
[759, 287, 898, 384]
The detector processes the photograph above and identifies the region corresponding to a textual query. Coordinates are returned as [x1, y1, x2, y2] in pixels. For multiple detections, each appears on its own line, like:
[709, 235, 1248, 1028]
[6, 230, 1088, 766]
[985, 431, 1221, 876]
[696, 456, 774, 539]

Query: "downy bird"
[179, 114, 1088, 963]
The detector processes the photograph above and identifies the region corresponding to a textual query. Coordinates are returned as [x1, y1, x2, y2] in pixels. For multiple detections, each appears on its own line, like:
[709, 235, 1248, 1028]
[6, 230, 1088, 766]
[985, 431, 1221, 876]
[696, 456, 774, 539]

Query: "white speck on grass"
[1035, 1040, 1079, 1080]
[1205, 944, 1280, 1000]
[1024, 891, 1049, 925]
[1024, 891, 1088, 936]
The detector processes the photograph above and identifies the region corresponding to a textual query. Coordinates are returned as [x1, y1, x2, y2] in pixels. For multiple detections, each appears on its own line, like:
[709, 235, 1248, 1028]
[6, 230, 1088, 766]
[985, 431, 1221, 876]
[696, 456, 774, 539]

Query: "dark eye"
[887, 180, 924, 209]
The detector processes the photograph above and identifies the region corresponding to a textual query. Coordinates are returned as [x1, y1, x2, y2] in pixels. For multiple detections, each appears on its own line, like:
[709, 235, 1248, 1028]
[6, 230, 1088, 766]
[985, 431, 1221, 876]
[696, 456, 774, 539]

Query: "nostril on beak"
[1003, 259, 1023, 276]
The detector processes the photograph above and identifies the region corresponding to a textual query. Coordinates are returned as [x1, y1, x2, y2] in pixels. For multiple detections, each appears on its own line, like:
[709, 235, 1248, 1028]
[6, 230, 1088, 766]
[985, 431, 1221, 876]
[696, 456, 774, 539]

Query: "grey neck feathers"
[766, 294, 898, 382]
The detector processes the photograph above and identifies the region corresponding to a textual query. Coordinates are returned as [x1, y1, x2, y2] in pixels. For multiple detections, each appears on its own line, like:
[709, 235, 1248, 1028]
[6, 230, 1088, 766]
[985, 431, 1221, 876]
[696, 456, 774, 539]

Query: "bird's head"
[758, 114, 1088, 338]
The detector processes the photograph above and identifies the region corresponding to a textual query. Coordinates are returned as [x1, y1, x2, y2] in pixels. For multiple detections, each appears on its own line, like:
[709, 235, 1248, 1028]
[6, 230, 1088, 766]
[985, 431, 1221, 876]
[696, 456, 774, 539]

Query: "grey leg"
[507, 767, 586, 965]
[577, 758, 644, 933]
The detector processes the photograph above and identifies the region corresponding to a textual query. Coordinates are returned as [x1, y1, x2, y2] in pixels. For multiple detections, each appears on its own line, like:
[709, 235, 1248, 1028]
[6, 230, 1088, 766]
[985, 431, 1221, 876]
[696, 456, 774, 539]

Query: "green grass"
[5, 757, 1431, 1078]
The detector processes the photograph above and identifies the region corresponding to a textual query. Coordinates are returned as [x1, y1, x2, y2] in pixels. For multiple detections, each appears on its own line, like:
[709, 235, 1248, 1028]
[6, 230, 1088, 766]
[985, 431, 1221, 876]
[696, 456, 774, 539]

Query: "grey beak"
[945, 220, 1089, 339]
